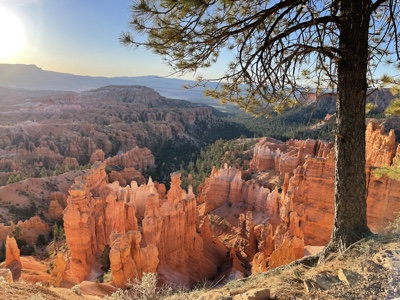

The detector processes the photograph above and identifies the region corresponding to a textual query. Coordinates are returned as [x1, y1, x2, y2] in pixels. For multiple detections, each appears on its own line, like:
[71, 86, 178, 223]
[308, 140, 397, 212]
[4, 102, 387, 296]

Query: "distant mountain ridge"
[0, 63, 220, 106]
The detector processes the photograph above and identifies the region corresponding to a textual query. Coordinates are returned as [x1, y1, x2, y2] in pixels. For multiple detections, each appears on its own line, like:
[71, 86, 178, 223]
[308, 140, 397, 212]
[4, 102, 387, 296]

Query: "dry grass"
[0, 281, 63, 300]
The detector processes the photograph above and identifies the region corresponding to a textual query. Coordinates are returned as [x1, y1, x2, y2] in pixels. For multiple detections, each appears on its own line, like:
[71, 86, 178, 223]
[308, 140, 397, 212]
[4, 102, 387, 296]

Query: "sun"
[0, 6, 25, 60]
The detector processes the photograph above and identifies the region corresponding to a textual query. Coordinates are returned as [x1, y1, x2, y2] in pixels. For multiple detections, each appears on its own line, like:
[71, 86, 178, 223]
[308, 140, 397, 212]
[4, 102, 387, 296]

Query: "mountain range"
[0, 63, 222, 107]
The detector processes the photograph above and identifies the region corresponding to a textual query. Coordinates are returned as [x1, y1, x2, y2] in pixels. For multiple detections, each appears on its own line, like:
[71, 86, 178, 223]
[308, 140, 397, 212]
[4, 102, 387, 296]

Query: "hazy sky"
[0, 0, 397, 80]
[0, 0, 227, 79]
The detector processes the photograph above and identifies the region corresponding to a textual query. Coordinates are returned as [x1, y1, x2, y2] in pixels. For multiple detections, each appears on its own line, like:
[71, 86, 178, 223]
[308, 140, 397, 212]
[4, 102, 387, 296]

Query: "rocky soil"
[165, 233, 400, 299]
[1, 233, 400, 299]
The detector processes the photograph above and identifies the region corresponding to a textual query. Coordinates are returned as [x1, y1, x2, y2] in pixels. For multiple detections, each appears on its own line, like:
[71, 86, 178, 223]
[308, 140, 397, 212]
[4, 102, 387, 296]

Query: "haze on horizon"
[0, 0, 230, 80]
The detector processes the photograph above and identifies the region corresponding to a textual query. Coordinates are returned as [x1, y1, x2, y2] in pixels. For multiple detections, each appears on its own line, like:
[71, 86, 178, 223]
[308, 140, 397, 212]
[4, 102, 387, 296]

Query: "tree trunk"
[321, 0, 372, 257]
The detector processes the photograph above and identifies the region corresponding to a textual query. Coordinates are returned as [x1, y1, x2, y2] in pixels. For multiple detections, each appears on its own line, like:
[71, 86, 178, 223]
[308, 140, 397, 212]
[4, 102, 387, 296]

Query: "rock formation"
[0, 85, 219, 187]
[366, 122, 397, 167]
[141, 172, 224, 287]
[197, 121, 400, 274]
[265, 121, 400, 267]
[63, 165, 228, 287]
[105, 146, 155, 172]
[48, 192, 68, 220]
[90, 149, 105, 165]
[198, 165, 279, 219]
[109, 231, 159, 288]
[60, 120, 400, 286]
[5, 236, 20, 267]
[250, 137, 333, 175]
[63, 162, 120, 282]
[62, 145, 156, 282]
[0, 217, 50, 245]
[51, 252, 67, 287]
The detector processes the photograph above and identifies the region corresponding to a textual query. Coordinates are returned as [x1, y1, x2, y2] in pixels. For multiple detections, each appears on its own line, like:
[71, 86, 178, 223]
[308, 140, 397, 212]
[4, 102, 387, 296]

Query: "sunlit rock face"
[62, 120, 400, 285]
[109, 231, 159, 289]
[63, 164, 227, 287]
[5, 236, 20, 267]
[200, 121, 400, 273]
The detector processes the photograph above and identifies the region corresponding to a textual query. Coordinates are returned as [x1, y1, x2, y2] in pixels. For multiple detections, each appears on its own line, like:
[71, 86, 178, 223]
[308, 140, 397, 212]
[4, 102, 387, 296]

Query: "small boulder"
[338, 269, 362, 286]
[361, 259, 384, 273]
[304, 279, 325, 293]
[313, 272, 341, 290]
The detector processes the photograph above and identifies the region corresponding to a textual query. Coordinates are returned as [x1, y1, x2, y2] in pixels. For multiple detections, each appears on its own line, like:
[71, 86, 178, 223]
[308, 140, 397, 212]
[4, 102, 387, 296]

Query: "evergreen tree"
[122, 0, 400, 257]
[39, 167, 48, 178]
[12, 225, 22, 240]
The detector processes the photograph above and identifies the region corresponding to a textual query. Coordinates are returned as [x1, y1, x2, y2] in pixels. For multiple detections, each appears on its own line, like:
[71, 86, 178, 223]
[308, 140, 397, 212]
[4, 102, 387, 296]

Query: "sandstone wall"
[279, 121, 400, 249]
[202, 121, 400, 273]
[251, 136, 333, 175]
[63, 165, 227, 287]
[198, 165, 279, 218]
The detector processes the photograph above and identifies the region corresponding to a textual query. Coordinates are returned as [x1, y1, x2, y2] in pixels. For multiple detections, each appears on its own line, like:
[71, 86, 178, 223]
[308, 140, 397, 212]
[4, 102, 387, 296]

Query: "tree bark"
[321, 0, 372, 258]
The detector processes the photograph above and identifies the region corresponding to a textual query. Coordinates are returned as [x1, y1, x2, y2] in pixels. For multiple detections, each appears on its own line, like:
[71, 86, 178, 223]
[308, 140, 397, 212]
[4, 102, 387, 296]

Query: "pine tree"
[122, 0, 400, 256]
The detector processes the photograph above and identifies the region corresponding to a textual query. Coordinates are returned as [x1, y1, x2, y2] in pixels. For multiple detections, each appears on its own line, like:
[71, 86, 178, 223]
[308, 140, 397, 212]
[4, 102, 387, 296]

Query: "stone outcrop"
[62, 144, 157, 282]
[109, 231, 159, 288]
[108, 167, 143, 187]
[284, 155, 336, 246]
[198, 165, 279, 218]
[199, 121, 400, 274]
[366, 122, 397, 167]
[0, 217, 50, 245]
[15, 217, 50, 245]
[251, 137, 288, 171]
[63, 162, 132, 282]
[250, 137, 333, 175]
[278, 122, 400, 249]
[51, 252, 67, 287]
[5, 236, 20, 267]
[89, 149, 105, 165]
[105, 146, 154, 172]
[48, 192, 68, 220]
[268, 211, 304, 269]
[61, 119, 400, 286]
[268, 121, 400, 264]
[141, 173, 224, 287]
[63, 163, 227, 287]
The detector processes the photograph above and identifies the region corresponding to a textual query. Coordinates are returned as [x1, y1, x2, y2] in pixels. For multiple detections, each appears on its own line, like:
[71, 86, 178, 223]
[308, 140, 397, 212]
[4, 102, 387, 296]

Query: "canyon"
[0, 85, 242, 196]
[42, 120, 399, 289]
[0, 83, 399, 293]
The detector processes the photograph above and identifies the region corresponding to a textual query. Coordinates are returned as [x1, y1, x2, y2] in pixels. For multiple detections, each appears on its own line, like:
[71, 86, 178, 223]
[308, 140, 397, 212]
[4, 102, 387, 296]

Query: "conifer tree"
[123, 0, 400, 257]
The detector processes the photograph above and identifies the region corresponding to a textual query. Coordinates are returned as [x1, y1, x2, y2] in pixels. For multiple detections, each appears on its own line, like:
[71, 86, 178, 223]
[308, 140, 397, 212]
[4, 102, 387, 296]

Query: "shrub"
[106, 273, 172, 300]
[72, 284, 81, 295]
[36, 234, 47, 247]
[373, 160, 400, 181]
[384, 214, 400, 236]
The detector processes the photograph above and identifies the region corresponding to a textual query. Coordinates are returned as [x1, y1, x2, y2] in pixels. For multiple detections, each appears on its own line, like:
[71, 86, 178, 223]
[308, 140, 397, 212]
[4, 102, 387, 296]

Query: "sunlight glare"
[0, 6, 25, 59]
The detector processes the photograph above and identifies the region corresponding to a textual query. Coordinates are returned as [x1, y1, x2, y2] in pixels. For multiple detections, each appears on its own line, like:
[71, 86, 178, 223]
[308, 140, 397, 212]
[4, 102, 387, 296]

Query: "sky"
[0, 0, 227, 79]
[0, 0, 397, 81]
